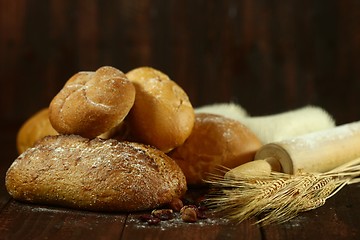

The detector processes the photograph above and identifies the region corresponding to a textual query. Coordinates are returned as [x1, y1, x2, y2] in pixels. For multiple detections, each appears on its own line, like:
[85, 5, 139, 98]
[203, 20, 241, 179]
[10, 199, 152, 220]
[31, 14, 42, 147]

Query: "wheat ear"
[205, 158, 360, 225]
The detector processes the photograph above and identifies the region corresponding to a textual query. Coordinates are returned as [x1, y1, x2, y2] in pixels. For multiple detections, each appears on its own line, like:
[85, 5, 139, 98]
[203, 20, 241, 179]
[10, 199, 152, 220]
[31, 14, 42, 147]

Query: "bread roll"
[126, 67, 194, 152]
[168, 113, 262, 185]
[6, 135, 187, 212]
[16, 106, 128, 155]
[49, 66, 135, 139]
[16, 108, 58, 154]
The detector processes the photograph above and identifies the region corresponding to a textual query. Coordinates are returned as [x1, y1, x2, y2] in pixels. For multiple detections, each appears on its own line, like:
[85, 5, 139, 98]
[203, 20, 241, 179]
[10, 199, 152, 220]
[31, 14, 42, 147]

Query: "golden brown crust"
[126, 67, 195, 152]
[169, 113, 262, 185]
[49, 66, 135, 139]
[16, 108, 58, 154]
[6, 135, 187, 212]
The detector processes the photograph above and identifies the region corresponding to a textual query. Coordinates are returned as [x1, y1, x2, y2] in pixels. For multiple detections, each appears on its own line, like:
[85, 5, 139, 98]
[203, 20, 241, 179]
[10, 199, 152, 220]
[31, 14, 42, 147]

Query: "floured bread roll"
[6, 135, 187, 212]
[49, 66, 135, 139]
[126, 67, 195, 152]
[169, 113, 262, 185]
[16, 108, 58, 154]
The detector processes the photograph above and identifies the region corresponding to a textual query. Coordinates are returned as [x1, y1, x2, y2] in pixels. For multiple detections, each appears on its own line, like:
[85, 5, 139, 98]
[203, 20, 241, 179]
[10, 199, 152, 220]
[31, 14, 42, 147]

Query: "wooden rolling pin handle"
[255, 121, 360, 174]
[224, 157, 281, 179]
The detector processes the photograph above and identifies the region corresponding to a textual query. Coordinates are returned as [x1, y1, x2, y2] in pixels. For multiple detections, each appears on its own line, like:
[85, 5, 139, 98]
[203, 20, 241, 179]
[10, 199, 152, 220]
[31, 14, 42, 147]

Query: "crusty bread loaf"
[49, 66, 135, 139]
[16, 108, 58, 154]
[168, 113, 262, 185]
[126, 67, 195, 153]
[6, 135, 187, 212]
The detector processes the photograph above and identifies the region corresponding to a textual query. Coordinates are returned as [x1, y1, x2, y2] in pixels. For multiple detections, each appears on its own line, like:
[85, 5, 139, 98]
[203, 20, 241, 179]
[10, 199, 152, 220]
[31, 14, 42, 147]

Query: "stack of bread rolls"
[16, 66, 197, 154]
[8, 65, 262, 211]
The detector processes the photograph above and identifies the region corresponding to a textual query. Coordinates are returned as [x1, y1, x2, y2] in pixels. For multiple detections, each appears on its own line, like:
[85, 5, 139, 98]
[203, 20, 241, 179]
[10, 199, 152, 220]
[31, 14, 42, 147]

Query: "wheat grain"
[205, 158, 360, 225]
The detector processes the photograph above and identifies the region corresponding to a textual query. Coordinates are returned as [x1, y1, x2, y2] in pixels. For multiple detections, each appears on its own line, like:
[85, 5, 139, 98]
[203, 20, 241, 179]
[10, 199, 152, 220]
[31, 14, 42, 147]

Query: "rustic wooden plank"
[261, 184, 360, 240]
[122, 212, 262, 240]
[0, 200, 127, 240]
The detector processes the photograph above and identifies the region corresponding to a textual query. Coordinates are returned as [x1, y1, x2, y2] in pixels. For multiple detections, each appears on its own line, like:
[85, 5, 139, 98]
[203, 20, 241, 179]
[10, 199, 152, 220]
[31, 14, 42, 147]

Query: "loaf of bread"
[6, 135, 187, 212]
[125, 67, 195, 152]
[168, 113, 262, 185]
[16, 108, 58, 154]
[49, 66, 135, 139]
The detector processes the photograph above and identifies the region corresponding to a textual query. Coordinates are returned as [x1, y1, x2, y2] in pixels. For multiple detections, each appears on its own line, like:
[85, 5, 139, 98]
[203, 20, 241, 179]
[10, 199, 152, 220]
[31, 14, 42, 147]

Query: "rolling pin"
[225, 121, 360, 178]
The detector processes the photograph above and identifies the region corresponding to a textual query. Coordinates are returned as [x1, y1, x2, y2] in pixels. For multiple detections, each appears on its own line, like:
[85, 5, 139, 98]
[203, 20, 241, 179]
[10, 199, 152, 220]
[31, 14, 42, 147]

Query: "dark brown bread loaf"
[6, 135, 187, 212]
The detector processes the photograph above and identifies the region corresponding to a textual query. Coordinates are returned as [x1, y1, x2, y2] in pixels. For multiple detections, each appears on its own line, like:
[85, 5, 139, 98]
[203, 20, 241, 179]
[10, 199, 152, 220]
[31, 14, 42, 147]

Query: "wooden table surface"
[1, 124, 360, 240]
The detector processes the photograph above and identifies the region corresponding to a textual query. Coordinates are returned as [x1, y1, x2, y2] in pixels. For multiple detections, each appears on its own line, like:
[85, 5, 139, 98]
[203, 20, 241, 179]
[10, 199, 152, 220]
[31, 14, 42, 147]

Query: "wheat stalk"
[205, 158, 360, 225]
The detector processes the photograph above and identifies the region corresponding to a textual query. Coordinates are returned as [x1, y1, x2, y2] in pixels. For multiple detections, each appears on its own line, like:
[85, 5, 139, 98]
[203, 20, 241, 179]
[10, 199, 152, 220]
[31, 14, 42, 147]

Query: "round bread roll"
[16, 108, 58, 154]
[168, 113, 262, 185]
[126, 67, 195, 152]
[49, 66, 135, 139]
[6, 135, 187, 212]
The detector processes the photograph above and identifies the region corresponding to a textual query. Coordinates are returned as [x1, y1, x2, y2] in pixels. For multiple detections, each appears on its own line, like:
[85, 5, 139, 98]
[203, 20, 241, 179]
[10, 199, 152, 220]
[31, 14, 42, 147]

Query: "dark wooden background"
[1, 0, 360, 151]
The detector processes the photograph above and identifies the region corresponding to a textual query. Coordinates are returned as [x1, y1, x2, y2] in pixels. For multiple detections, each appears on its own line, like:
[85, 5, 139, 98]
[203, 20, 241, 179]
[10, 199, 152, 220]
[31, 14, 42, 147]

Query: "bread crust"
[6, 135, 187, 212]
[16, 108, 58, 154]
[126, 67, 194, 152]
[169, 113, 262, 185]
[49, 66, 135, 139]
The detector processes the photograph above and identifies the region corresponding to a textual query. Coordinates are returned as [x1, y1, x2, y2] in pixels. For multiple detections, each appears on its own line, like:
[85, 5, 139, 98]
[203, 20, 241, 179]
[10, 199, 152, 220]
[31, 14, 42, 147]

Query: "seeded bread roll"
[6, 135, 187, 212]
[16, 108, 58, 154]
[126, 67, 195, 152]
[168, 113, 262, 185]
[49, 66, 135, 139]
